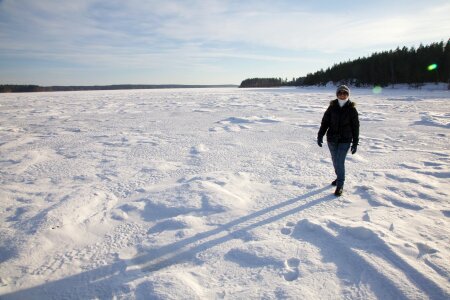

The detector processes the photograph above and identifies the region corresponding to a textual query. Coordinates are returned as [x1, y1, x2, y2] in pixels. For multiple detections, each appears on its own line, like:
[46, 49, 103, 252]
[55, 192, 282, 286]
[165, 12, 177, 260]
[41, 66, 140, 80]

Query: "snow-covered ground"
[0, 86, 449, 299]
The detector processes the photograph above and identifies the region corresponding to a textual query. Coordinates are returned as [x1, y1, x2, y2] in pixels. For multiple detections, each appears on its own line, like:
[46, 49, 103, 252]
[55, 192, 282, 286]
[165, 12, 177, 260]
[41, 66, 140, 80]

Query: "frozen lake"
[1, 87, 449, 299]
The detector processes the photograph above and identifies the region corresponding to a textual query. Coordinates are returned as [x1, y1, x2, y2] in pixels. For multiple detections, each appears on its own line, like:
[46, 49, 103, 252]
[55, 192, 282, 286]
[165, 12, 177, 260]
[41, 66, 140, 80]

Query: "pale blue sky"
[1, 0, 449, 85]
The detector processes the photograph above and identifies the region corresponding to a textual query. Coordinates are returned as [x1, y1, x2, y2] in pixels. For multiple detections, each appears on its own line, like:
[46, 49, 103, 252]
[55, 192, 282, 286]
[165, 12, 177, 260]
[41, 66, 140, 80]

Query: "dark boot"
[334, 186, 343, 197]
[331, 179, 337, 186]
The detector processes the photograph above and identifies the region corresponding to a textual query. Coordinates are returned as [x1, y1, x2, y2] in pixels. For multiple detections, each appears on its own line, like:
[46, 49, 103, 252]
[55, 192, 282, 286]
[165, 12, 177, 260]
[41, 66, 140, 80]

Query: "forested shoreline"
[2, 41, 449, 92]
[240, 40, 450, 88]
[0, 84, 237, 93]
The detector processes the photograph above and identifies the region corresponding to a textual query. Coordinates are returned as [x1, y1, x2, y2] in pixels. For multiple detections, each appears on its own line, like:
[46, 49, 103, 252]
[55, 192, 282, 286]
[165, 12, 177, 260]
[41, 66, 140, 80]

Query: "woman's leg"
[327, 142, 338, 178]
[335, 143, 351, 187]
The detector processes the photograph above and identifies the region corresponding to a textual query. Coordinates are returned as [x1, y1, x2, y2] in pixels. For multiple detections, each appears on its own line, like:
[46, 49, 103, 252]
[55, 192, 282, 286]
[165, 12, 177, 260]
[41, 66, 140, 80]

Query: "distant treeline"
[0, 84, 238, 93]
[240, 40, 450, 88]
[239, 78, 287, 88]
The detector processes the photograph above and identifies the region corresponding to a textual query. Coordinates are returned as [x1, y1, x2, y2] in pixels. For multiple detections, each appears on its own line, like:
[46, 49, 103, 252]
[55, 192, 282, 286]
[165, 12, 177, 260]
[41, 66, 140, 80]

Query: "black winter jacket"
[318, 99, 359, 144]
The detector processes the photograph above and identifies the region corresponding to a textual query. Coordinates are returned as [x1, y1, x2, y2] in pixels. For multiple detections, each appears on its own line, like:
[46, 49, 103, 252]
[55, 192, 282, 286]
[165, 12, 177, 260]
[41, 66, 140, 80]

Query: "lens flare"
[372, 86, 382, 94]
[427, 64, 437, 71]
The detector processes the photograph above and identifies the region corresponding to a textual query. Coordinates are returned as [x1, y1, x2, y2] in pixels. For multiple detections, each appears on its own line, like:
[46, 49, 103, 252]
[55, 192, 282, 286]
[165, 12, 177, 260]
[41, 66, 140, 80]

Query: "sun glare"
[427, 64, 438, 71]
[372, 86, 382, 94]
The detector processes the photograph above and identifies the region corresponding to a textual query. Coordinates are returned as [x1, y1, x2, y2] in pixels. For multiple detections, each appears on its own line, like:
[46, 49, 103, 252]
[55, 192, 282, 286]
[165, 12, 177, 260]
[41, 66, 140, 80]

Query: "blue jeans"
[327, 142, 351, 188]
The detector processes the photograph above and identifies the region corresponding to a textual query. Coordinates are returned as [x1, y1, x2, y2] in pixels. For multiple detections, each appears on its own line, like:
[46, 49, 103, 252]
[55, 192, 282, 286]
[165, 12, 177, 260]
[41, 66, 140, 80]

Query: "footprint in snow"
[283, 258, 301, 281]
[190, 144, 208, 155]
[416, 242, 438, 258]
[281, 221, 296, 235]
[362, 210, 371, 222]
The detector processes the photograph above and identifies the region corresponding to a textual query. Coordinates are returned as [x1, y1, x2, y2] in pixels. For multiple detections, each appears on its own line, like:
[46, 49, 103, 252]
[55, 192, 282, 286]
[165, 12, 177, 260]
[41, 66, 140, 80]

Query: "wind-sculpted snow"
[0, 87, 449, 299]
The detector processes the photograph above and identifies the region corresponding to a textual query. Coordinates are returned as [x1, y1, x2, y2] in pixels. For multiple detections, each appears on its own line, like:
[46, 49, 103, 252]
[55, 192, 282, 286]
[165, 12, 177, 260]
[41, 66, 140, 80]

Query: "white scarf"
[338, 99, 349, 107]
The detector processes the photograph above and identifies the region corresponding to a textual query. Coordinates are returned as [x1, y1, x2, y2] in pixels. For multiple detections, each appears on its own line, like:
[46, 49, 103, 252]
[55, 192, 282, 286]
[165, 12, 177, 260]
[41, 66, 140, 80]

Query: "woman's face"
[337, 91, 348, 100]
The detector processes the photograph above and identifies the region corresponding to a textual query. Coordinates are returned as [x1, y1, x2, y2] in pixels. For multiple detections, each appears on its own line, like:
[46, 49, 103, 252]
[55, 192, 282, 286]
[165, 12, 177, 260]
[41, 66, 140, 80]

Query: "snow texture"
[1, 86, 449, 299]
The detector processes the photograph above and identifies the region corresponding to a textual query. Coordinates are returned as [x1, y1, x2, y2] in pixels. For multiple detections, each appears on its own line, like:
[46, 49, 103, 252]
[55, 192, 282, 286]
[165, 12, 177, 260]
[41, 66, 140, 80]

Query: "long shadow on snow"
[2, 186, 333, 299]
[292, 220, 449, 300]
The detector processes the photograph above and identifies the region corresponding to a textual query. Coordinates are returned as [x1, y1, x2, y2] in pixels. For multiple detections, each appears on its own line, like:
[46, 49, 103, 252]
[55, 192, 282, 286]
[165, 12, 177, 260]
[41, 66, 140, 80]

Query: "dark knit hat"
[336, 85, 350, 96]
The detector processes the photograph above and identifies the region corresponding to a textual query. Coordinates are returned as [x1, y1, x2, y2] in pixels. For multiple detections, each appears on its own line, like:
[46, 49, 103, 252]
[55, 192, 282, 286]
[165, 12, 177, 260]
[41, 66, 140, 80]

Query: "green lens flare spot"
[372, 86, 382, 94]
[427, 64, 437, 71]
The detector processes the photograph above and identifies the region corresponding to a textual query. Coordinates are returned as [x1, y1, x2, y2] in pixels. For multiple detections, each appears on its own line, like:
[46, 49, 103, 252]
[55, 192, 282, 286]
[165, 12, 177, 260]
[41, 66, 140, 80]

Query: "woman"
[317, 85, 359, 196]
